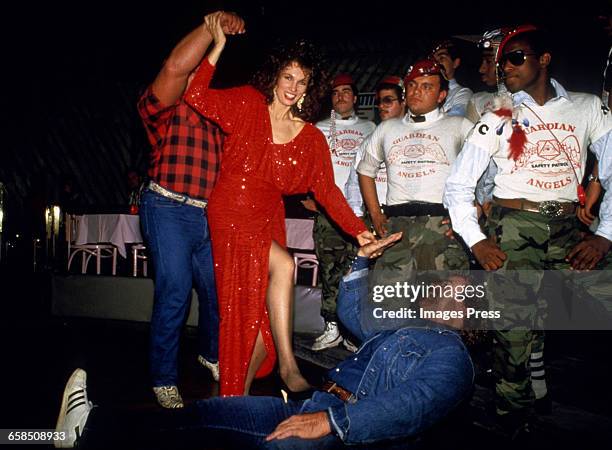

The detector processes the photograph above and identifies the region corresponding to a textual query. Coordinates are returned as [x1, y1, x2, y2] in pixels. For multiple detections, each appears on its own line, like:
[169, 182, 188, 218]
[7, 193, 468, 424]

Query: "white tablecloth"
[285, 218, 314, 250]
[75, 214, 143, 258]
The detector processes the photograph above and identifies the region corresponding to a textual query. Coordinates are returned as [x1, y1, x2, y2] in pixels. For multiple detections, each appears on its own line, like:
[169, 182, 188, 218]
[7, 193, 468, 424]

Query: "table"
[75, 214, 143, 258]
[285, 218, 315, 250]
[75, 216, 310, 257]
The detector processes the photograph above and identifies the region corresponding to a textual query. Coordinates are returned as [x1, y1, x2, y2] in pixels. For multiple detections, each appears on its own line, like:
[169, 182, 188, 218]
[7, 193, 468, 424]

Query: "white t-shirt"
[470, 89, 609, 202]
[316, 114, 376, 193]
[357, 108, 474, 205]
[444, 78, 612, 247]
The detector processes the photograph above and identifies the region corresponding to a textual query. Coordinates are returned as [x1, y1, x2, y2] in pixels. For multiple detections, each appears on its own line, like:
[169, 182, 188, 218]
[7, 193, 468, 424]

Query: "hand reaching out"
[357, 232, 403, 259]
[356, 230, 376, 246]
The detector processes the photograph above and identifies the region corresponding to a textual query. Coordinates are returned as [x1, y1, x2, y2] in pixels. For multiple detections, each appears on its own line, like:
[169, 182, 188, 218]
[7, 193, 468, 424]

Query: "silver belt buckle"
[150, 182, 207, 208]
[538, 200, 562, 218]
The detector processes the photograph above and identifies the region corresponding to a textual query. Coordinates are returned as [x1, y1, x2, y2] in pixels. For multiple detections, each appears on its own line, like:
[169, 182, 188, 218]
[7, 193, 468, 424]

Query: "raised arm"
[184, 12, 253, 135]
[152, 11, 244, 106]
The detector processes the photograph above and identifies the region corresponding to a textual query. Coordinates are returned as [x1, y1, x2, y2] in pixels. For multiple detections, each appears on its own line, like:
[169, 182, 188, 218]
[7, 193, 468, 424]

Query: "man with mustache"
[306, 74, 376, 352]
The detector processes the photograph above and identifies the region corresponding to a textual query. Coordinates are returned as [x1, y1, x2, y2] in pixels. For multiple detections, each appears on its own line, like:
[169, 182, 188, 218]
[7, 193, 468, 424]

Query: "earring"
[297, 94, 306, 112]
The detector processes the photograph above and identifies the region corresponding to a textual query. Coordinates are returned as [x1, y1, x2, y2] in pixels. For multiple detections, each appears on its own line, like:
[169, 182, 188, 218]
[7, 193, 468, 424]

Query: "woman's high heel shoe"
[280, 382, 315, 402]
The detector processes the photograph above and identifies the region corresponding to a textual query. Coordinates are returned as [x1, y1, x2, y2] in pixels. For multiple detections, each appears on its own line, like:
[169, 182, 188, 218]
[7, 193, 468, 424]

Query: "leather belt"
[493, 196, 576, 218]
[148, 181, 208, 209]
[384, 202, 448, 218]
[321, 381, 356, 403]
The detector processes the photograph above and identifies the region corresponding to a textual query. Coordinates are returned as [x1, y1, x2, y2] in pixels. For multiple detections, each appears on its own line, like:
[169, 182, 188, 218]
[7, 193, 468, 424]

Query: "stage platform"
[50, 274, 325, 334]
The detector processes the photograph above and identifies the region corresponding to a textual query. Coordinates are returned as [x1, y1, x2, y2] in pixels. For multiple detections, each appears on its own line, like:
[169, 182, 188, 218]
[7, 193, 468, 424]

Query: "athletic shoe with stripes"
[310, 321, 343, 351]
[54, 369, 93, 448]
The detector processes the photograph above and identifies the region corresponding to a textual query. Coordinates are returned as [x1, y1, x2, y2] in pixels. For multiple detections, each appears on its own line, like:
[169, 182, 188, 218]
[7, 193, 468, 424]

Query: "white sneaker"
[153, 385, 184, 409]
[310, 321, 343, 351]
[342, 337, 359, 353]
[54, 369, 93, 448]
[197, 355, 219, 382]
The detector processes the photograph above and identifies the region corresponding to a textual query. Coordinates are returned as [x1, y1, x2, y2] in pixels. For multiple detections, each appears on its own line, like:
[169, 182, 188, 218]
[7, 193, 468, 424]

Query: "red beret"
[377, 75, 403, 89]
[403, 59, 444, 85]
[431, 39, 454, 55]
[332, 73, 354, 88]
[496, 24, 539, 64]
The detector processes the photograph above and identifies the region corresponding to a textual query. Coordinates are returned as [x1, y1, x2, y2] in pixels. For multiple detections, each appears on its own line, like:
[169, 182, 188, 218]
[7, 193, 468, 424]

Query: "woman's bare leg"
[267, 241, 310, 392]
[244, 331, 267, 395]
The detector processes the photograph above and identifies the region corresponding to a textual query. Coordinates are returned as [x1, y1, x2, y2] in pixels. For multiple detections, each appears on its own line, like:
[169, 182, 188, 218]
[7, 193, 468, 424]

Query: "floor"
[1, 264, 612, 449]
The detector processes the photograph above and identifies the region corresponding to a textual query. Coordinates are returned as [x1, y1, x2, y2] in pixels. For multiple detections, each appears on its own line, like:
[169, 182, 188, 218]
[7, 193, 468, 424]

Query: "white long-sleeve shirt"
[357, 108, 474, 206]
[444, 78, 612, 248]
[443, 79, 473, 118]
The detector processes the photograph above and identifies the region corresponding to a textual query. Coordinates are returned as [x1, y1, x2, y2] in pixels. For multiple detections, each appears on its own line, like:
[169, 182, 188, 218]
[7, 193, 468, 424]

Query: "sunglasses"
[375, 96, 399, 106]
[499, 49, 538, 67]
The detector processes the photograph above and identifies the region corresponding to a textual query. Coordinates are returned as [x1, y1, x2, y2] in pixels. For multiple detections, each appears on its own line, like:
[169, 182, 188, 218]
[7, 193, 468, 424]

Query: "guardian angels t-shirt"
[316, 115, 376, 192]
[468, 88, 610, 202]
[358, 109, 473, 205]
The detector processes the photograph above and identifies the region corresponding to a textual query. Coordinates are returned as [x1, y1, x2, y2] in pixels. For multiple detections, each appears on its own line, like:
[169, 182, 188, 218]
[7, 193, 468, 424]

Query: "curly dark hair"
[250, 39, 330, 122]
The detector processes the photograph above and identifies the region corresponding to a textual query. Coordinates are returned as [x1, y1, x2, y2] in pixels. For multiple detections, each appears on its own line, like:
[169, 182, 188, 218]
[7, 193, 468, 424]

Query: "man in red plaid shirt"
[137, 11, 245, 409]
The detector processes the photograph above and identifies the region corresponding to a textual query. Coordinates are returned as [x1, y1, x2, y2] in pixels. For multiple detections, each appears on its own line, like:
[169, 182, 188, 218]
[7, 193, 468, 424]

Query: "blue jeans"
[84, 396, 342, 449]
[140, 189, 219, 387]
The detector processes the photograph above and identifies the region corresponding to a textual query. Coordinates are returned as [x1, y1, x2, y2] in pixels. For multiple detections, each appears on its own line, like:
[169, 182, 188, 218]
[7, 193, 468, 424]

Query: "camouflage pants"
[314, 213, 357, 322]
[369, 215, 470, 288]
[486, 205, 612, 415]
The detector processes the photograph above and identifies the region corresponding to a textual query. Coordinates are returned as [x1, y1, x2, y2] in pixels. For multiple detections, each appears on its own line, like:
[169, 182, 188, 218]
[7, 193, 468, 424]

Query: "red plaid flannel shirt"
[138, 86, 223, 200]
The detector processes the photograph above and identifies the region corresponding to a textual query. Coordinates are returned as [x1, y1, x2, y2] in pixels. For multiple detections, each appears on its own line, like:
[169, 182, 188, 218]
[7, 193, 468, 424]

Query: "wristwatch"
[588, 174, 600, 183]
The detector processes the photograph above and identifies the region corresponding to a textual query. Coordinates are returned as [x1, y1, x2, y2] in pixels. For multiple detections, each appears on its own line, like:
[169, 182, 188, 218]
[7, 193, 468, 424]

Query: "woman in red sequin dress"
[186, 13, 373, 396]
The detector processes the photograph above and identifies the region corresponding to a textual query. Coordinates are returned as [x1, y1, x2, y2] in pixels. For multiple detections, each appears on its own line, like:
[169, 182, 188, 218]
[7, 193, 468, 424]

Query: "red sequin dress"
[186, 61, 366, 396]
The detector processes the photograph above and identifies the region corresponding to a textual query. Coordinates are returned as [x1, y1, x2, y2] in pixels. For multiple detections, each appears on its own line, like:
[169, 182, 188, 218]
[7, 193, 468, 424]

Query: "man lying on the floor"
[53, 232, 475, 449]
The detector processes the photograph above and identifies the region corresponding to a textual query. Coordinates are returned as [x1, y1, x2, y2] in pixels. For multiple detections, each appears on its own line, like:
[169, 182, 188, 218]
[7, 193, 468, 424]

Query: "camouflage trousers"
[485, 205, 612, 415]
[314, 213, 357, 322]
[369, 215, 470, 289]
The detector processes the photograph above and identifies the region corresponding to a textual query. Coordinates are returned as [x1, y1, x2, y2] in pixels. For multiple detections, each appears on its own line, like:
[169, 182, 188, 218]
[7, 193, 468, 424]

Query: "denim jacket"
[305, 257, 474, 445]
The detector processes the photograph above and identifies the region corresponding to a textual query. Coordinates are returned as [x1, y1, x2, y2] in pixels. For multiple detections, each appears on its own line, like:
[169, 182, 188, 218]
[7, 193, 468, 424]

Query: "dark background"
[1, 3, 612, 444]
[1, 0, 610, 235]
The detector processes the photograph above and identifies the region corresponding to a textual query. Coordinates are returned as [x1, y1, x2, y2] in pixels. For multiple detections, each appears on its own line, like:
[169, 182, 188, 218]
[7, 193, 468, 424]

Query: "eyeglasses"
[499, 49, 537, 67]
[375, 96, 399, 106]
